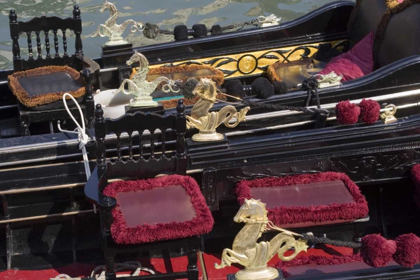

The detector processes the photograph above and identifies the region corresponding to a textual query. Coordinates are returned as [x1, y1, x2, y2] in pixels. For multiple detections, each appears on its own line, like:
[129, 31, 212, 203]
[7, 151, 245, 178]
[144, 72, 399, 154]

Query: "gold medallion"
[237, 55, 257, 74]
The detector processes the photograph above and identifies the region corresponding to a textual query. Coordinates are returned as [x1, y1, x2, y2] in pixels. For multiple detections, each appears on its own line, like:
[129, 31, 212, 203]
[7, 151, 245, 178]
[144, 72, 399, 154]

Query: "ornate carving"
[202, 169, 218, 210]
[92, 1, 143, 46]
[150, 40, 346, 78]
[116, 51, 178, 107]
[215, 199, 307, 280]
[186, 78, 249, 141]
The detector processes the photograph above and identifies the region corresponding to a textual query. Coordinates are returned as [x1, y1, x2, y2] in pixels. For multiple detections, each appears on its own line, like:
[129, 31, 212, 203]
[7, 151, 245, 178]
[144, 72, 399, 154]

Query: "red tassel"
[359, 99, 380, 124]
[361, 234, 396, 267]
[336, 100, 360, 124]
[393, 234, 420, 268]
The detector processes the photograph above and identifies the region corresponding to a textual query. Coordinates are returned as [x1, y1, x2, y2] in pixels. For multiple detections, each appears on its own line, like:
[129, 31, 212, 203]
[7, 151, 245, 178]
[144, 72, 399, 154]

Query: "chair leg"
[101, 231, 117, 280]
[105, 254, 117, 280]
[20, 117, 30, 136]
[187, 248, 198, 280]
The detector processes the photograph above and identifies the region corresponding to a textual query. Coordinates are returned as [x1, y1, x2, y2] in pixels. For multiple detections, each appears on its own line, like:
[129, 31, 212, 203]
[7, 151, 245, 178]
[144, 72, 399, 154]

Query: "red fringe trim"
[236, 172, 369, 226]
[275, 254, 362, 269]
[103, 175, 214, 244]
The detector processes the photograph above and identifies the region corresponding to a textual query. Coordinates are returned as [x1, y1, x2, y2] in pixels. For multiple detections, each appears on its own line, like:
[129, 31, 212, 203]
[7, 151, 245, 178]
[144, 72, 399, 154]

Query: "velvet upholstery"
[236, 172, 369, 227]
[103, 175, 214, 245]
[319, 32, 374, 82]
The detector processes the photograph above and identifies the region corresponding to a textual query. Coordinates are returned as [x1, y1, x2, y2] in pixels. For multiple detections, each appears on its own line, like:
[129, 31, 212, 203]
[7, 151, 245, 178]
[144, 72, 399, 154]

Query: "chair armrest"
[78, 56, 100, 73]
[85, 165, 118, 210]
[85, 165, 106, 205]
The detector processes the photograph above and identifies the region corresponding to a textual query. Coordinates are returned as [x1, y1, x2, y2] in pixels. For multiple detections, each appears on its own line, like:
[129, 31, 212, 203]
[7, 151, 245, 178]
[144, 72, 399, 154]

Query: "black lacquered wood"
[85, 100, 198, 280]
[9, 5, 84, 71]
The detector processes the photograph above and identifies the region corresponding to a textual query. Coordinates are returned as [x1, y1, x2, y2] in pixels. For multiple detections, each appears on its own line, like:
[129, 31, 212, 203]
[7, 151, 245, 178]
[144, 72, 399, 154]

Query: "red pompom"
[361, 234, 396, 267]
[359, 99, 380, 124]
[393, 234, 420, 268]
[336, 100, 360, 124]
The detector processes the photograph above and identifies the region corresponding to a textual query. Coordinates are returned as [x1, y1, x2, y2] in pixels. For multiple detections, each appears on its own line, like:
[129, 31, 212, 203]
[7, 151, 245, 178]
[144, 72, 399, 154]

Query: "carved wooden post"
[83, 68, 94, 128]
[176, 99, 187, 175]
[73, 5, 83, 56]
[95, 104, 107, 167]
[9, 9, 21, 70]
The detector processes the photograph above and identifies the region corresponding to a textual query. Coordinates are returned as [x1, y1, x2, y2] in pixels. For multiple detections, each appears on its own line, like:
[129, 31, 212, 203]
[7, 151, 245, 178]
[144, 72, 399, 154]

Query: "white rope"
[57, 93, 95, 213]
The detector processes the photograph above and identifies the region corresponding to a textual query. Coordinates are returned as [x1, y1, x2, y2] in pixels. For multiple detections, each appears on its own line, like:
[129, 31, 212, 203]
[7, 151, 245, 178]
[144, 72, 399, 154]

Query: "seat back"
[94, 100, 187, 180]
[347, 0, 387, 48]
[9, 5, 83, 71]
[375, 2, 420, 69]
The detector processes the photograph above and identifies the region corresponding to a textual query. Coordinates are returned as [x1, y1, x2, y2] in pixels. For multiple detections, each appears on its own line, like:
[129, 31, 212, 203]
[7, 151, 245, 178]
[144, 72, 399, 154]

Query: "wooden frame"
[84, 100, 202, 280]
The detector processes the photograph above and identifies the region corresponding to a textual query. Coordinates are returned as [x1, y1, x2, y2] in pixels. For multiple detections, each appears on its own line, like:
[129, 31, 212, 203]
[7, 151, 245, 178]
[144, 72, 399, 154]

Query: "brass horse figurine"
[215, 199, 308, 280]
[92, 0, 143, 46]
[186, 78, 250, 142]
[115, 51, 177, 107]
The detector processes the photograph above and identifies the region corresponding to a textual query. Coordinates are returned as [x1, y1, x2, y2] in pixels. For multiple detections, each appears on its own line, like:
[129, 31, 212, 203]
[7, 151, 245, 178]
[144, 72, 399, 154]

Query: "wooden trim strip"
[0, 209, 94, 224]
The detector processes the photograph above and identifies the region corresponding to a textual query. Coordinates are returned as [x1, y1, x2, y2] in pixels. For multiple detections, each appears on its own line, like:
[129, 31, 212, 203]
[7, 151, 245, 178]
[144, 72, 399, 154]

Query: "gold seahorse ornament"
[115, 51, 178, 107]
[186, 78, 250, 142]
[92, 0, 144, 46]
[215, 199, 308, 280]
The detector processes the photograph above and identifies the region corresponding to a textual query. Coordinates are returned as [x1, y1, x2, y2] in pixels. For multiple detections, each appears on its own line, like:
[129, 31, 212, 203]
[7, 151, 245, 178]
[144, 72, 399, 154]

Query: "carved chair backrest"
[9, 5, 83, 71]
[94, 100, 187, 181]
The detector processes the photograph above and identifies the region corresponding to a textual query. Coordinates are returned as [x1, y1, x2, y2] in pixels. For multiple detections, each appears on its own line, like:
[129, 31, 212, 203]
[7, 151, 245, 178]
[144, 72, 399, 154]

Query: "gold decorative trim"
[386, 0, 404, 8]
[150, 40, 346, 79]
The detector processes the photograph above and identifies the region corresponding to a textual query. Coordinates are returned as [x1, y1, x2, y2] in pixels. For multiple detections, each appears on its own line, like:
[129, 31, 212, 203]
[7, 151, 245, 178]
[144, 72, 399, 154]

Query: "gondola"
[0, 0, 420, 280]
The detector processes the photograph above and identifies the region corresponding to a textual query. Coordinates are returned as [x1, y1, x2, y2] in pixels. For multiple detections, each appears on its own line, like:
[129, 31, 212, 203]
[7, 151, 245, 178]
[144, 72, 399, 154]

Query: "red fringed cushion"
[319, 32, 374, 82]
[236, 172, 369, 227]
[103, 175, 214, 245]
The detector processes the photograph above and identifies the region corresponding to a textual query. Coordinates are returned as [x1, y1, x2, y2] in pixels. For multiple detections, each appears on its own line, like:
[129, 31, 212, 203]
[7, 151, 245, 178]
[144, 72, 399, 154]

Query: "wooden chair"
[8, 5, 99, 134]
[84, 100, 213, 280]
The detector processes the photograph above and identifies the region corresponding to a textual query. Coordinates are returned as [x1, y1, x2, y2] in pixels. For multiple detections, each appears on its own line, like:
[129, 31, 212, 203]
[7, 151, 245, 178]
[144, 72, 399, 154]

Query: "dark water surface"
[0, 0, 342, 70]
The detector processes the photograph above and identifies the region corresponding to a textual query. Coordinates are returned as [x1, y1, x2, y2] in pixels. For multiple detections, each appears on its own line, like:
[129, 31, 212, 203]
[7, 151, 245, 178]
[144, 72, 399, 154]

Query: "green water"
[0, 0, 341, 70]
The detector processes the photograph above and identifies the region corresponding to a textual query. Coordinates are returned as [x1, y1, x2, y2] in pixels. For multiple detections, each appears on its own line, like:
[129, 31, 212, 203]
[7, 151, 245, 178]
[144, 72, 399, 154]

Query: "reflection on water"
[0, 0, 341, 70]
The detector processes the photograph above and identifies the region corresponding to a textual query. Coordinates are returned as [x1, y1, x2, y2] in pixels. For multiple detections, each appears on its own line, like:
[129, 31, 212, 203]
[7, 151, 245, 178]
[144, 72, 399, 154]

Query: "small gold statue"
[380, 104, 398, 124]
[215, 199, 308, 280]
[115, 51, 177, 107]
[186, 78, 250, 142]
[92, 0, 144, 46]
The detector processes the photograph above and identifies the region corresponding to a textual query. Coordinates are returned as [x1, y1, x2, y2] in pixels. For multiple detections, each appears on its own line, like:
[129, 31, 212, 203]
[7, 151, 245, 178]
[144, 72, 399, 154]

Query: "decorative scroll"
[150, 40, 346, 78]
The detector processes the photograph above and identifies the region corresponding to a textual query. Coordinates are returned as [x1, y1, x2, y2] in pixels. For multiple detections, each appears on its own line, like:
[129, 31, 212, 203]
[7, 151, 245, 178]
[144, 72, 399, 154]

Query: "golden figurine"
[115, 51, 178, 107]
[380, 104, 398, 124]
[186, 78, 250, 142]
[215, 199, 308, 280]
[92, 0, 144, 46]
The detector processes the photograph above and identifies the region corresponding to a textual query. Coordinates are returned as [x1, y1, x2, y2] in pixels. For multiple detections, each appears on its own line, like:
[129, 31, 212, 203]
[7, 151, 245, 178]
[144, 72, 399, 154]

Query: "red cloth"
[319, 32, 374, 82]
[103, 175, 214, 244]
[236, 172, 369, 226]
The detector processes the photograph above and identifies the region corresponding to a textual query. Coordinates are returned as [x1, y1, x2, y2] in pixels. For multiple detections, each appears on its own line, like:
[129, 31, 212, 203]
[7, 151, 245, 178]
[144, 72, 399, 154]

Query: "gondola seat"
[85, 100, 212, 280]
[8, 6, 99, 135]
[102, 175, 213, 245]
[236, 172, 369, 229]
[8, 66, 86, 109]
[268, 0, 420, 86]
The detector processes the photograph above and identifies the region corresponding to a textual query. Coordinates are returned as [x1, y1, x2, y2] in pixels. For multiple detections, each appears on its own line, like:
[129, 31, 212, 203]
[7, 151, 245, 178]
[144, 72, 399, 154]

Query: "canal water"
[0, 0, 342, 70]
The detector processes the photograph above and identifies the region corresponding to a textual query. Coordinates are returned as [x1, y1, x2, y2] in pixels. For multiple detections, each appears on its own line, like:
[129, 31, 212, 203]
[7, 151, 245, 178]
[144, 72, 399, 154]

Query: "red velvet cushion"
[236, 172, 369, 228]
[319, 32, 374, 82]
[103, 175, 214, 244]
